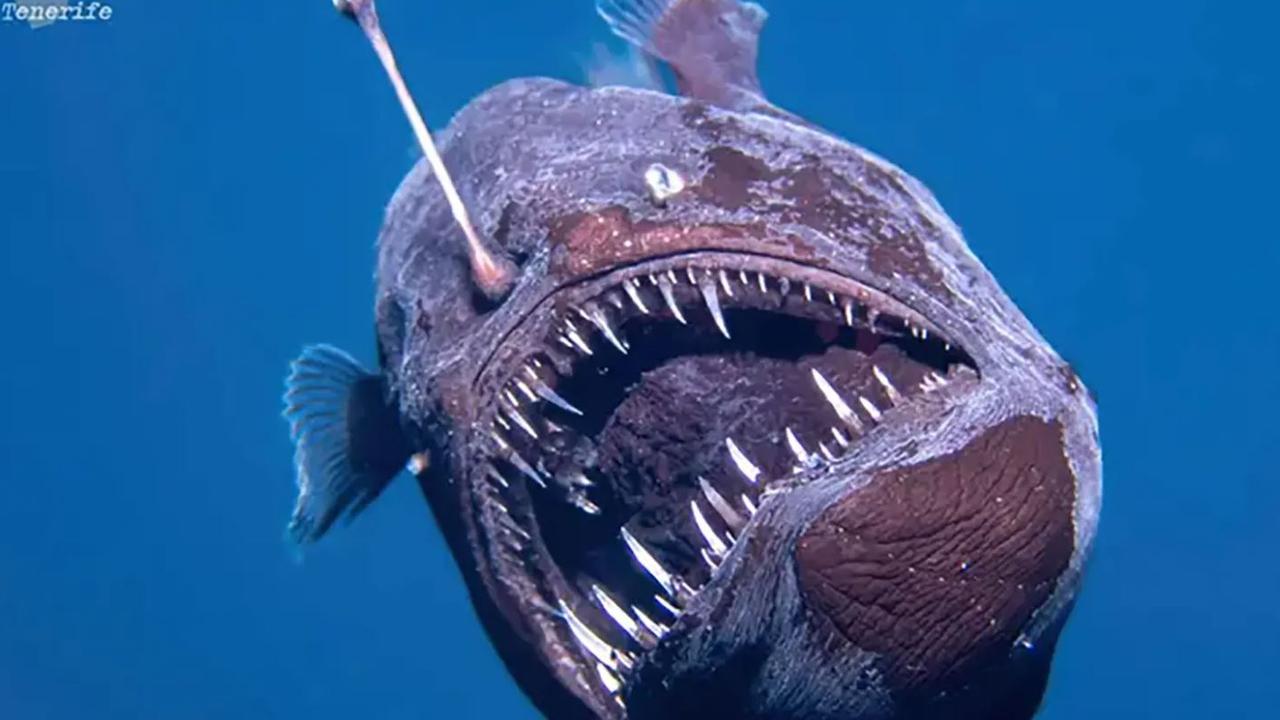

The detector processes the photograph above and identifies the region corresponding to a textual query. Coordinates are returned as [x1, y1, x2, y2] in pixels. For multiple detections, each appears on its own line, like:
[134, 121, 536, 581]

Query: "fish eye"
[644, 163, 686, 203]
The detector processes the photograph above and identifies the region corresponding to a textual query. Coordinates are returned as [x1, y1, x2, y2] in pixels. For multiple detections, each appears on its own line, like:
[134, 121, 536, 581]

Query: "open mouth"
[474, 253, 976, 705]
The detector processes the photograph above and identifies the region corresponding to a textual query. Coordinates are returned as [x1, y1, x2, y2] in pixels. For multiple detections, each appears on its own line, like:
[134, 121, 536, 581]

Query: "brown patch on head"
[691, 145, 950, 299]
[794, 416, 1075, 694]
[699, 146, 772, 208]
[866, 227, 945, 294]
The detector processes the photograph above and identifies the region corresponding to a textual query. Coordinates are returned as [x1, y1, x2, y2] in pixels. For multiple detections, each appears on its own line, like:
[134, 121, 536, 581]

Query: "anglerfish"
[281, 1, 1102, 718]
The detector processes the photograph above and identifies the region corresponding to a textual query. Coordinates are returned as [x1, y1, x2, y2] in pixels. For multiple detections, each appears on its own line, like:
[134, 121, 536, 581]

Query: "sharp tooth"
[622, 649, 639, 669]
[495, 414, 512, 431]
[583, 303, 628, 354]
[686, 266, 699, 284]
[725, 438, 762, 483]
[487, 467, 510, 489]
[656, 274, 687, 324]
[699, 476, 745, 530]
[784, 427, 815, 467]
[701, 547, 721, 571]
[596, 663, 623, 694]
[489, 429, 510, 451]
[529, 377, 583, 416]
[508, 408, 539, 439]
[932, 371, 948, 386]
[778, 277, 791, 295]
[654, 594, 681, 617]
[514, 379, 538, 403]
[570, 493, 602, 515]
[698, 276, 731, 339]
[591, 585, 642, 642]
[921, 327, 929, 340]
[691, 500, 730, 557]
[508, 450, 546, 488]
[859, 396, 883, 422]
[633, 606, 668, 638]
[738, 270, 750, 285]
[872, 365, 903, 403]
[757, 272, 767, 293]
[718, 269, 735, 297]
[491, 434, 545, 486]
[620, 527, 676, 597]
[741, 494, 758, 515]
[810, 369, 864, 431]
[500, 515, 531, 541]
[564, 319, 594, 355]
[624, 278, 650, 314]
[831, 426, 851, 447]
[503, 388, 520, 407]
[842, 298, 855, 326]
[559, 599, 622, 671]
[567, 470, 595, 487]
[818, 441, 838, 462]
[827, 290, 837, 305]
[804, 283, 813, 302]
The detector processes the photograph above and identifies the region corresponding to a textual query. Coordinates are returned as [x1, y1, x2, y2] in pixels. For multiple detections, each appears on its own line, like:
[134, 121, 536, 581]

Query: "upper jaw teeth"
[656, 272, 687, 325]
[579, 303, 629, 354]
[695, 271, 732, 339]
[476, 261, 966, 705]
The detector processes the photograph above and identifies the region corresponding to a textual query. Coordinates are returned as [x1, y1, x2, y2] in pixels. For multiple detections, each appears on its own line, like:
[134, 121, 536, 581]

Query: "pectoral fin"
[597, 0, 769, 110]
[281, 345, 411, 543]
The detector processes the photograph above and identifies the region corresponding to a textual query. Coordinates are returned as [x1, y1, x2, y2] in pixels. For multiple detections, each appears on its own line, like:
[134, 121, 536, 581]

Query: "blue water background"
[2, 1, 1276, 717]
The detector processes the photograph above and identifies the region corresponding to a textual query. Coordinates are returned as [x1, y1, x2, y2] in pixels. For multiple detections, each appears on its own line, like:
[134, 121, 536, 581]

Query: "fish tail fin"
[281, 344, 411, 544]
[595, 0, 768, 108]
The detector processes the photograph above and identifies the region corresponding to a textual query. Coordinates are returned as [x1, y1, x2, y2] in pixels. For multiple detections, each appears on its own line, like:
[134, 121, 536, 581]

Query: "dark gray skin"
[306, 1, 1101, 718]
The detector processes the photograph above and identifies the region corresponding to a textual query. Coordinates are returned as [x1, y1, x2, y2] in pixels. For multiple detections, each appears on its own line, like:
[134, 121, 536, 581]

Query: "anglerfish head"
[283, 2, 1102, 719]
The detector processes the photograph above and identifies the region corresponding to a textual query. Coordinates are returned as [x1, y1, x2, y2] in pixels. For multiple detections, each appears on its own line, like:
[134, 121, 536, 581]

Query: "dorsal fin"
[282, 345, 411, 543]
[597, 0, 769, 110]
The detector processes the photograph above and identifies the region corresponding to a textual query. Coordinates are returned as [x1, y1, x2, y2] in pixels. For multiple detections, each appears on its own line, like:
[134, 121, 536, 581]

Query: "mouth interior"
[481, 263, 972, 697]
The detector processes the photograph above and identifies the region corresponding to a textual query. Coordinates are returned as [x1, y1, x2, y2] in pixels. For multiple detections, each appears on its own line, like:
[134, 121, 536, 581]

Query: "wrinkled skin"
[362, 72, 1100, 719]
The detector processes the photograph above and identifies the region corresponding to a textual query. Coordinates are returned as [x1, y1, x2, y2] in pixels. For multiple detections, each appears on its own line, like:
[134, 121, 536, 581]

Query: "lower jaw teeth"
[596, 662, 623, 694]
[507, 387, 928, 699]
[699, 477, 745, 530]
[478, 262, 968, 701]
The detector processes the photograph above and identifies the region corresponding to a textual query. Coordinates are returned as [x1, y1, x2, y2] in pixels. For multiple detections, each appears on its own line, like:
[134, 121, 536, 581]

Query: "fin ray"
[282, 344, 410, 544]
[596, 0, 768, 108]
